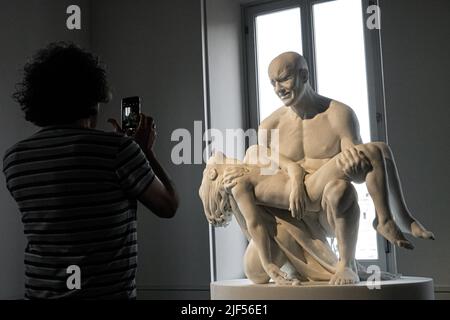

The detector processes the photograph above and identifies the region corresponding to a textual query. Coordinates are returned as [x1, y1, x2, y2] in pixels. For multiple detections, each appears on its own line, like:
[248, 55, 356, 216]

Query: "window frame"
[243, 0, 395, 272]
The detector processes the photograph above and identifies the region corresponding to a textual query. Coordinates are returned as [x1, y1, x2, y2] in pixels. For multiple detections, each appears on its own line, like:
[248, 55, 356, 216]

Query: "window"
[245, 0, 390, 268]
[255, 7, 303, 121]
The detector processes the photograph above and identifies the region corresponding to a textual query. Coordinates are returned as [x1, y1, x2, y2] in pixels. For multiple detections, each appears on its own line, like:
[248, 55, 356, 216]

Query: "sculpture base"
[211, 277, 434, 300]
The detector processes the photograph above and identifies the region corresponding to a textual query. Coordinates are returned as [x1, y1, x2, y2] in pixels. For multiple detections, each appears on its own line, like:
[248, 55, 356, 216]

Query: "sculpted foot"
[374, 218, 414, 250]
[329, 265, 359, 285]
[291, 278, 302, 286]
[410, 221, 435, 240]
[273, 277, 302, 286]
[265, 263, 301, 286]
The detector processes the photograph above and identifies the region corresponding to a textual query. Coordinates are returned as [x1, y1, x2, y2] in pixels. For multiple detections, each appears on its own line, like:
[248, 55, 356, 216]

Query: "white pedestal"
[211, 277, 434, 300]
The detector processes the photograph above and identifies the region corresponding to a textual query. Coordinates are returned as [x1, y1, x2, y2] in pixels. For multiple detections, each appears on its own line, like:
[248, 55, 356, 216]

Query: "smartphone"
[121, 96, 141, 134]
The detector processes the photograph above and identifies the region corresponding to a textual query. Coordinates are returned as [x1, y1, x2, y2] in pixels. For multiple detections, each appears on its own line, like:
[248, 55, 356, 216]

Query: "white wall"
[205, 0, 248, 281]
[90, 0, 210, 299]
[0, 0, 91, 299]
[379, 0, 450, 299]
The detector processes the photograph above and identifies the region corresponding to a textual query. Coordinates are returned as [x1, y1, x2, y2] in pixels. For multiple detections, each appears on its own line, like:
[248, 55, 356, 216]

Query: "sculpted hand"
[289, 184, 304, 220]
[287, 164, 305, 220]
[223, 166, 249, 192]
[337, 147, 372, 183]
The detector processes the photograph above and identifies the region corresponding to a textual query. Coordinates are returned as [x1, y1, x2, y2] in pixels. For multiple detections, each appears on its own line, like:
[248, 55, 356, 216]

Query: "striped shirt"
[3, 125, 155, 299]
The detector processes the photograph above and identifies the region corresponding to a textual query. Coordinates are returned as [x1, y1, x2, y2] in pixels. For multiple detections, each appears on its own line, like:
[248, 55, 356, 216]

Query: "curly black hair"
[13, 42, 110, 127]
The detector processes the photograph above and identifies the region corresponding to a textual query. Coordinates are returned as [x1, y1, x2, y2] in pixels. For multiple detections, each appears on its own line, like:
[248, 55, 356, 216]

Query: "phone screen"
[121, 96, 141, 133]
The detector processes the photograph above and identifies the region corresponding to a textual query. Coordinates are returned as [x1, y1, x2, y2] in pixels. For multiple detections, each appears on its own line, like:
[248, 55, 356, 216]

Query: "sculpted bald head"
[268, 52, 309, 77]
[268, 52, 310, 107]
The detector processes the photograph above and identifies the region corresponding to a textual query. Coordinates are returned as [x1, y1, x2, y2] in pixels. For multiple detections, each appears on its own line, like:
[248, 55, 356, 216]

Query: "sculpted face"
[268, 52, 308, 107]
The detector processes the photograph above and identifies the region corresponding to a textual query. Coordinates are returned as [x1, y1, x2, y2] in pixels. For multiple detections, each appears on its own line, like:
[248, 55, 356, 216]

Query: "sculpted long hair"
[199, 165, 233, 227]
[198, 153, 251, 240]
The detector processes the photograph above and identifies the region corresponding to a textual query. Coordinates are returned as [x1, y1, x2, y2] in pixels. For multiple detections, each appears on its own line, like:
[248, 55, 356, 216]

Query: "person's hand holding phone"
[134, 114, 157, 154]
[108, 113, 157, 154]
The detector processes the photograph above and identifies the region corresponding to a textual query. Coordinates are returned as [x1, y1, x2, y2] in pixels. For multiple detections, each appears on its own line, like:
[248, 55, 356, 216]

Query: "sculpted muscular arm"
[331, 102, 372, 182]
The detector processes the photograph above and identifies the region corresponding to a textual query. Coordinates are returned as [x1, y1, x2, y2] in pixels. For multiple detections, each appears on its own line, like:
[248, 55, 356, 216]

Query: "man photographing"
[3, 42, 178, 299]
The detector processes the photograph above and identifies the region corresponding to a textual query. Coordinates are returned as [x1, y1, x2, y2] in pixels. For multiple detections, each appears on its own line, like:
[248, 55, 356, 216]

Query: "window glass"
[313, 0, 377, 259]
[256, 7, 302, 122]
